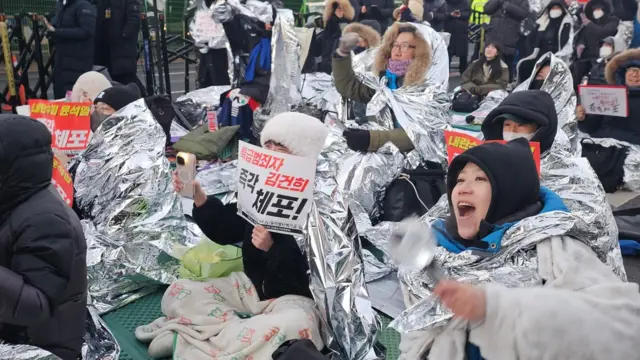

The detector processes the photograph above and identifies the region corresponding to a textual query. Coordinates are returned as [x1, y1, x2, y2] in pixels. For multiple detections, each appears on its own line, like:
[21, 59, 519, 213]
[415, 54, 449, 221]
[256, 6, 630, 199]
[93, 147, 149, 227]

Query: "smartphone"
[176, 152, 197, 198]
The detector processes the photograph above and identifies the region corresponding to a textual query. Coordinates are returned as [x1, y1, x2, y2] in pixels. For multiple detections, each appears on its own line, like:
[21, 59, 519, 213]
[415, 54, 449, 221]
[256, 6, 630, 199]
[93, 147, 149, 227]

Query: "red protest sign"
[444, 130, 541, 176]
[51, 155, 74, 207]
[29, 100, 92, 153]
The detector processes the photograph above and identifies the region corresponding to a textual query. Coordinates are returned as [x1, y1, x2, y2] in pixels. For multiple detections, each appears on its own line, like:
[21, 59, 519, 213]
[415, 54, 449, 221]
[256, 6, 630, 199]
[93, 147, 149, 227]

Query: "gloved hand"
[337, 32, 361, 57]
[343, 129, 371, 152]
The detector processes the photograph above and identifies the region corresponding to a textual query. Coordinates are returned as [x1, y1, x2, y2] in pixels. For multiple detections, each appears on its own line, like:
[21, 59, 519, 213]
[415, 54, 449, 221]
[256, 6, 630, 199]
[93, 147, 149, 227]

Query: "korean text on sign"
[28, 100, 92, 153]
[444, 130, 542, 176]
[51, 155, 74, 207]
[237, 141, 317, 236]
[578, 85, 629, 118]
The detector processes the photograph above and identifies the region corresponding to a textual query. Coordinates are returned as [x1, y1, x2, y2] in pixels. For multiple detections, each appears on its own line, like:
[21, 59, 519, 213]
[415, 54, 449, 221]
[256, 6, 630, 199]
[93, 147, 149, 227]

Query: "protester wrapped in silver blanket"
[386, 140, 640, 360]
[73, 99, 189, 313]
[304, 22, 452, 360]
[391, 131, 626, 338]
[579, 136, 640, 191]
[514, 52, 579, 152]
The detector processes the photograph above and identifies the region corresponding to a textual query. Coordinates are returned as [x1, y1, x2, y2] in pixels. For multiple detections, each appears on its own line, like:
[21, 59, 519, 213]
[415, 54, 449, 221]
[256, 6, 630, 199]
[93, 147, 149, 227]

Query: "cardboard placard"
[444, 130, 541, 175]
[578, 85, 629, 117]
[52, 155, 74, 207]
[29, 100, 92, 153]
[236, 141, 316, 236]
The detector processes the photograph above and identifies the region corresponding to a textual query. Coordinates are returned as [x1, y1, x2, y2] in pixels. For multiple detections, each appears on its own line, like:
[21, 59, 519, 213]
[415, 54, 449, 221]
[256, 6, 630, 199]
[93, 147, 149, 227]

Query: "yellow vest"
[470, 0, 490, 24]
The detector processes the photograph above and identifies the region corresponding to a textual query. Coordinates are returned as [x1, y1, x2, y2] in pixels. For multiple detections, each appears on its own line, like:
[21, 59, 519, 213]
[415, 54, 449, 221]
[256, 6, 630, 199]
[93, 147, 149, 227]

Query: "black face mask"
[90, 111, 111, 132]
[353, 46, 366, 55]
[530, 79, 544, 90]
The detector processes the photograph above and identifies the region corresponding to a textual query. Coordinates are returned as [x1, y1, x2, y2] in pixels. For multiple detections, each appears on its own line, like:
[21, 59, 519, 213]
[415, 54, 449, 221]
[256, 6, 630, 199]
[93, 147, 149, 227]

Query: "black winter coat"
[534, 17, 571, 56]
[192, 196, 311, 300]
[52, 0, 97, 98]
[579, 91, 640, 145]
[437, 0, 471, 57]
[483, 0, 529, 56]
[423, 0, 446, 31]
[358, 0, 395, 33]
[0, 116, 87, 360]
[95, 0, 141, 76]
[575, 0, 619, 60]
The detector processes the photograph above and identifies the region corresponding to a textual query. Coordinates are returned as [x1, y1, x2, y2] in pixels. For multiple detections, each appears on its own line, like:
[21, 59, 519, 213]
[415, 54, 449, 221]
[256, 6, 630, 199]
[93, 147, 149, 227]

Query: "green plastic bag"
[178, 238, 243, 281]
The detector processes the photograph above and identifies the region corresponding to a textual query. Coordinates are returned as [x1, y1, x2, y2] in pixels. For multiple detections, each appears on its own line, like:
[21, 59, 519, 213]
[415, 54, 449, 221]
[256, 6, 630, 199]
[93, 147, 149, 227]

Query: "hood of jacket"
[605, 47, 640, 85]
[0, 115, 54, 225]
[323, 0, 355, 22]
[373, 22, 432, 87]
[343, 22, 382, 48]
[584, 0, 613, 22]
[536, 0, 572, 30]
[434, 187, 568, 254]
[482, 90, 558, 154]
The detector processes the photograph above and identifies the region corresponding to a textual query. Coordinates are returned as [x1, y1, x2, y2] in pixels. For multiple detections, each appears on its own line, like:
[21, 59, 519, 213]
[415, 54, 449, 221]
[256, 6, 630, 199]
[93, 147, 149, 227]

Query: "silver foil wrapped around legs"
[74, 99, 189, 313]
[252, 9, 302, 136]
[514, 52, 579, 153]
[391, 210, 600, 333]
[0, 344, 60, 359]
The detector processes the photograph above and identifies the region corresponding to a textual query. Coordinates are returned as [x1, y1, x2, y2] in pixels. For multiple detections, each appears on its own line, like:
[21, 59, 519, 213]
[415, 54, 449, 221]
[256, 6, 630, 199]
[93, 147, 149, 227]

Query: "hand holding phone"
[175, 152, 198, 199]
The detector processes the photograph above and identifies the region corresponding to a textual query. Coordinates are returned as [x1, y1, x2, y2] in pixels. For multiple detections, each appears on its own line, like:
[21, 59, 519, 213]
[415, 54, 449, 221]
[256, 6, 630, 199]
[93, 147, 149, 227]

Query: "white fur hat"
[260, 112, 329, 158]
[71, 71, 112, 102]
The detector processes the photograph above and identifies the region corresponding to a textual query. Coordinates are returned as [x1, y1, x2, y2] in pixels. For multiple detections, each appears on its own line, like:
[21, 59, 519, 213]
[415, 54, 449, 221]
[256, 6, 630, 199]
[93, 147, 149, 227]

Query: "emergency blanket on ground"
[73, 99, 191, 313]
[396, 232, 640, 360]
[426, 129, 626, 279]
[135, 272, 323, 359]
[514, 53, 579, 153]
[579, 135, 640, 191]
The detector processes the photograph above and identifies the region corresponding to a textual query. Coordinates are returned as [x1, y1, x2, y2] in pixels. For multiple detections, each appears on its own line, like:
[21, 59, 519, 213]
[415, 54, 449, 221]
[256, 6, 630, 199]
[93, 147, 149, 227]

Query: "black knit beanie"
[94, 83, 142, 111]
[447, 138, 540, 224]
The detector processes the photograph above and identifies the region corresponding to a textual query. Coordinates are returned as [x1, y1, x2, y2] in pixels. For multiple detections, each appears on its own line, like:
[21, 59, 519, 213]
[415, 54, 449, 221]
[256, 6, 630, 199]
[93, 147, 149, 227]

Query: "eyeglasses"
[392, 42, 416, 52]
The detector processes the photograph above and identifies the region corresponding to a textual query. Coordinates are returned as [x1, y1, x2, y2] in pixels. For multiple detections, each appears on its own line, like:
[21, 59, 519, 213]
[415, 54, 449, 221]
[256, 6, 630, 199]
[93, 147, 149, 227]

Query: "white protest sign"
[237, 141, 316, 236]
[579, 85, 629, 117]
[194, 10, 224, 37]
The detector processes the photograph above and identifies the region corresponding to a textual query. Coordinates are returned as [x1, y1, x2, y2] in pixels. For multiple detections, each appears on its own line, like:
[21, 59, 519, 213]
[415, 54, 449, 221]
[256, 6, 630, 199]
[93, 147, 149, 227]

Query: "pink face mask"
[387, 59, 411, 76]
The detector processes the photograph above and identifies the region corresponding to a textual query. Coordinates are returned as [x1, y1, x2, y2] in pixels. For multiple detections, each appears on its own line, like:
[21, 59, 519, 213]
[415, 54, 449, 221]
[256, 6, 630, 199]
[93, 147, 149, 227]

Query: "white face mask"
[549, 9, 563, 18]
[599, 46, 613, 58]
[593, 9, 604, 19]
[503, 131, 536, 142]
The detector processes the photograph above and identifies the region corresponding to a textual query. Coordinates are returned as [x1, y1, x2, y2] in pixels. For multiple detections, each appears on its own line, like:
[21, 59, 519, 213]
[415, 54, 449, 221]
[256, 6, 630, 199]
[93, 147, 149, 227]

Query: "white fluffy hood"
[260, 112, 329, 158]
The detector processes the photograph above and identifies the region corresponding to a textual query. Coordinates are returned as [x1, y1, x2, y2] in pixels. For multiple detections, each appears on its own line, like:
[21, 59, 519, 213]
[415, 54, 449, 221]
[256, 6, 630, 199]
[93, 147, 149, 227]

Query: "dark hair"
[397, 26, 417, 35]
[469, 42, 504, 82]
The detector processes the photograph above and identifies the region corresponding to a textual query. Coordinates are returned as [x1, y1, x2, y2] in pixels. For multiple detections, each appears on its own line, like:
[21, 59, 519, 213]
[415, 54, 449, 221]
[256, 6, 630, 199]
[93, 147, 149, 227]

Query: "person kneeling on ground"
[134, 113, 328, 359]
[0, 115, 87, 360]
[577, 48, 640, 145]
[333, 22, 431, 152]
[402, 139, 640, 359]
[460, 41, 509, 97]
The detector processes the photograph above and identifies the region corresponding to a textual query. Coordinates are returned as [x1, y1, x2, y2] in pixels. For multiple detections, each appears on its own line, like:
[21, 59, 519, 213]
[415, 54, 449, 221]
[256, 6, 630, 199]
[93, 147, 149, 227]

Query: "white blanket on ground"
[398, 236, 640, 360]
[135, 272, 323, 360]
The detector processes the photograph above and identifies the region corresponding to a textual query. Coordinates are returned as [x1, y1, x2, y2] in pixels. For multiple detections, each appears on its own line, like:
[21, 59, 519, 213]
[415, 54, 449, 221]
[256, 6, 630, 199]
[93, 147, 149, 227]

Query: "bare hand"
[434, 280, 486, 321]
[265, 23, 272, 30]
[451, 10, 460, 17]
[361, 5, 367, 13]
[172, 170, 207, 207]
[335, 7, 345, 18]
[576, 105, 586, 121]
[252, 225, 274, 251]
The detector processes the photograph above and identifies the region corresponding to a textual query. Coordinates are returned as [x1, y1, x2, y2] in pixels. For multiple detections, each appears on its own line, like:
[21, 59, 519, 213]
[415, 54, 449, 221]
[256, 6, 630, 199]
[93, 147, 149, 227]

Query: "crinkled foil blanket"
[389, 127, 626, 333]
[170, 21, 454, 360]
